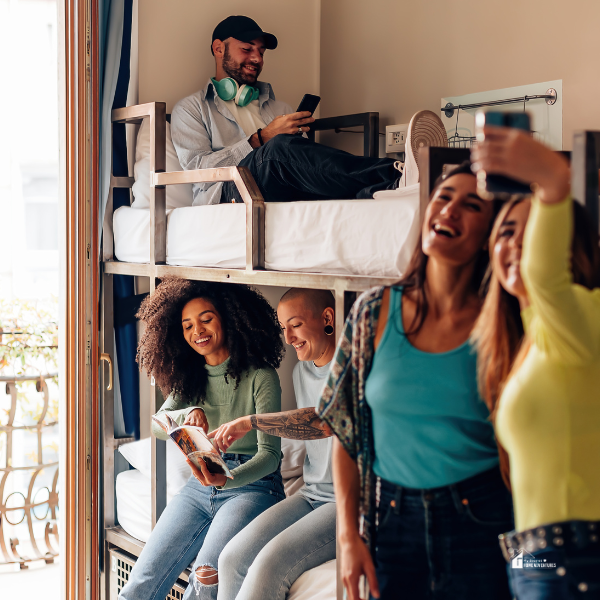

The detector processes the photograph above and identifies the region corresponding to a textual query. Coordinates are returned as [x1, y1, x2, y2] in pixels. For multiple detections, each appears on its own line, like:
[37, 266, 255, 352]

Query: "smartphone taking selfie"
[296, 94, 321, 116]
[475, 111, 532, 200]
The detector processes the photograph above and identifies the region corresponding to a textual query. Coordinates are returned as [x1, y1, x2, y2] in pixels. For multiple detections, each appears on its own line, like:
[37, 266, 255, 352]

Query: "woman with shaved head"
[212, 288, 338, 600]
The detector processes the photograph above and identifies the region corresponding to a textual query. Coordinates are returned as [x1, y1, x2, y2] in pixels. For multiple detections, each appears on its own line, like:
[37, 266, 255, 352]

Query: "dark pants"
[372, 467, 513, 600]
[508, 544, 600, 599]
[221, 134, 397, 203]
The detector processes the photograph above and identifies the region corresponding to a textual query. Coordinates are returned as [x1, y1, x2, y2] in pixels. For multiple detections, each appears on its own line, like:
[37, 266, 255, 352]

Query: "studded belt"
[499, 520, 600, 563]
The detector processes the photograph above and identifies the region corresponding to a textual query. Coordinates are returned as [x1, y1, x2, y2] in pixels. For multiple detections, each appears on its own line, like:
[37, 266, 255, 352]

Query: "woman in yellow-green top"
[472, 129, 600, 599]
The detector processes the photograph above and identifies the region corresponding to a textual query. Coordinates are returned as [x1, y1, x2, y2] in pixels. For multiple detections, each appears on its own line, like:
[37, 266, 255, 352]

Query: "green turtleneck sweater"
[151, 359, 281, 489]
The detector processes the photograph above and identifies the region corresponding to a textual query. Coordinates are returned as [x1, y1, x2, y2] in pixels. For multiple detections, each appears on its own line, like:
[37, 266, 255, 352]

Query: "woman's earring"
[324, 325, 334, 336]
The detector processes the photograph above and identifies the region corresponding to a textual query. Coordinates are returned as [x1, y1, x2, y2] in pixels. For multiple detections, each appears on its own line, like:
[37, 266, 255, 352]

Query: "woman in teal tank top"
[366, 285, 499, 489]
[319, 163, 513, 600]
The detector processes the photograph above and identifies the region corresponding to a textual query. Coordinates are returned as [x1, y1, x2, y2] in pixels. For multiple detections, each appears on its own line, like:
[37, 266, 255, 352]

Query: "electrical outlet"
[392, 131, 405, 145]
[386, 123, 409, 153]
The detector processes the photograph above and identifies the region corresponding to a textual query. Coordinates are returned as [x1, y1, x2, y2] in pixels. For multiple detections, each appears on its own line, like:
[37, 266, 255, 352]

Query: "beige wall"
[320, 0, 600, 151]
[139, 0, 320, 113]
[138, 1, 600, 147]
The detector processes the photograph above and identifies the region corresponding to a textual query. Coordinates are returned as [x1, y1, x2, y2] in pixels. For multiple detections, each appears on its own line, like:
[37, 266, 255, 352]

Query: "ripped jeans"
[119, 455, 284, 600]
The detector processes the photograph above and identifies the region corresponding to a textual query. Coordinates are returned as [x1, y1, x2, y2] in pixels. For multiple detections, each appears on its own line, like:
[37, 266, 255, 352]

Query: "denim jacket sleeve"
[171, 99, 253, 172]
[170, 82, 292, 205]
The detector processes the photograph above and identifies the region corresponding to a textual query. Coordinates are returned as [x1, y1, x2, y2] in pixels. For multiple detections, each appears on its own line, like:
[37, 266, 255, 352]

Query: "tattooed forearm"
[250, 408, 332, 440]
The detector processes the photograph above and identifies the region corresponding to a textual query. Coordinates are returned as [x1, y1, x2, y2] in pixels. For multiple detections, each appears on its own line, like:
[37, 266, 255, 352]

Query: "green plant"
[0, 298, 59, 425]
[0, 297, 58, 376]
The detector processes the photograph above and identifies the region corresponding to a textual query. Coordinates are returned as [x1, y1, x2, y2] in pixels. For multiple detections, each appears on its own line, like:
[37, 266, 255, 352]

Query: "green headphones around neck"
[211, 78, 259, 107]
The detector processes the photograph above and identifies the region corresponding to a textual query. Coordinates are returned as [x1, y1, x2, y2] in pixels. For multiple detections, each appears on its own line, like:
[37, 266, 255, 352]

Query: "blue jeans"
[372, 467, 514, 600]
[221, 134, 397, 202]
[217, 493, 336, 600]
[508, 545, 600, 599]
[119, 455, 285, 600]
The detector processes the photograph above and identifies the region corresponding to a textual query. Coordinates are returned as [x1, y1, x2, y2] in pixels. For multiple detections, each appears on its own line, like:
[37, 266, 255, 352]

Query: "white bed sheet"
[113, 184, 421, 277]
[288, 560, 337, 600]
[115, 469, 335, 599]
[116, 468, 177, 544]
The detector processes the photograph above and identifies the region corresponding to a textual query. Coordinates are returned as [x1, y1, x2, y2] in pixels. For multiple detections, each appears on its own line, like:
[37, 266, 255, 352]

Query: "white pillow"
[131, 117, 194, 210]
[118, 437, 191, 495]
[281, 438, 306, 479]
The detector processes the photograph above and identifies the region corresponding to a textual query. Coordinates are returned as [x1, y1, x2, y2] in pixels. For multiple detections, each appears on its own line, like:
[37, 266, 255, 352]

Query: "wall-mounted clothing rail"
[442, 88, 557, 118]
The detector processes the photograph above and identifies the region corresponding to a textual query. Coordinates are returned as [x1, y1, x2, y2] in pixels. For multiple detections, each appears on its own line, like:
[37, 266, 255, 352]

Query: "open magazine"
[152, 414, 233, 479]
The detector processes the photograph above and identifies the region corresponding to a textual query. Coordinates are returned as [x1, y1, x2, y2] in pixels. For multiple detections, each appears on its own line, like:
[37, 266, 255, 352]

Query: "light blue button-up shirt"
[171, 79, 292, 205]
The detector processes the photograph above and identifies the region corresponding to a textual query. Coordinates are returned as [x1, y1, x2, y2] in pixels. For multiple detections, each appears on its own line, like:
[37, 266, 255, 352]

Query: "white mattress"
[116, 469, 177, 544]
[288, 560, 337, 600]
[113, 185, 421, 277]
[116, 468, 336, 599]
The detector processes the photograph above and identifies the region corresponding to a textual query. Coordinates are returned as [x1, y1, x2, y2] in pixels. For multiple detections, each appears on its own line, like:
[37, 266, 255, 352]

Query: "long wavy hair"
[472, 197, 600, 487]
[397, 162, 502, 335]
[136, 277, 285, 403]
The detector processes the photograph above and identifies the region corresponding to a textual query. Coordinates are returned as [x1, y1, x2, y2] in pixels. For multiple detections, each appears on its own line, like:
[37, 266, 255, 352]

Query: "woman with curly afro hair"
[120, 277, 286, 600]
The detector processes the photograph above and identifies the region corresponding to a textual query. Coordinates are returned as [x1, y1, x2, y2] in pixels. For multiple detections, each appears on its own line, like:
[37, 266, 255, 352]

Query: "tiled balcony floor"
[0, 560, 60, 599]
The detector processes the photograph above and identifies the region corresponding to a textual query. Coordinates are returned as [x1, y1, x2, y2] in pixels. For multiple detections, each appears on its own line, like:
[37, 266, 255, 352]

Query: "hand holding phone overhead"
[473, 111, 533, 200]
[472, 111, 570, 205]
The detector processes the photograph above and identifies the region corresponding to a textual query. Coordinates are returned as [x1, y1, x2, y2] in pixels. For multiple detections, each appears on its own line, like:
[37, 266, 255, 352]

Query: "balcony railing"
[0, 373, 59, 569]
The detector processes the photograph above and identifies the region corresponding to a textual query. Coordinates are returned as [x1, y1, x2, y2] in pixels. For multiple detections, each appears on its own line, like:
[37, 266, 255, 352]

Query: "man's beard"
[222, 44, 261, 86]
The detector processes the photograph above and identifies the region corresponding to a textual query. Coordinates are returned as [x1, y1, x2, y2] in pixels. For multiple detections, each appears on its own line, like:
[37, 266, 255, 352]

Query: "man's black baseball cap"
[211, 16, 278, 53]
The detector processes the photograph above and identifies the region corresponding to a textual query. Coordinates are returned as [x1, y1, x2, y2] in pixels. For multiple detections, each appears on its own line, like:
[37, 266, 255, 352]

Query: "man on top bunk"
[170, 15, 447, 205]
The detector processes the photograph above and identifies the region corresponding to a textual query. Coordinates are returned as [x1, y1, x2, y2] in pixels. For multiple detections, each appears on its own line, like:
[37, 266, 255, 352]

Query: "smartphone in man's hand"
[296, 94, 321, 116]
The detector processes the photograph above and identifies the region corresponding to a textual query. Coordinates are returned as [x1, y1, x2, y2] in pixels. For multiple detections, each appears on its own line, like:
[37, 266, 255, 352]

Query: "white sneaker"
[397, 110, 448, 187]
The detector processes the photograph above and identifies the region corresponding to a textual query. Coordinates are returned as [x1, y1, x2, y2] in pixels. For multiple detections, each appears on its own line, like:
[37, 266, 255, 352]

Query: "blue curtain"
[100, 0, 124, 238]
[100, 0, 139, 438]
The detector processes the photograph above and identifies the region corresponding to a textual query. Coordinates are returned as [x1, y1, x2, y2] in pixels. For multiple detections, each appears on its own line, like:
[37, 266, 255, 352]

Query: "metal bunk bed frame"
[99, 100, 600, 599]
[100, 102, 401, 600]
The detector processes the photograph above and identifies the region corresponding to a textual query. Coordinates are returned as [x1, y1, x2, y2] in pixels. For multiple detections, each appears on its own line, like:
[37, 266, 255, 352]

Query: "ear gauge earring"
[324, 325, 334, 336]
